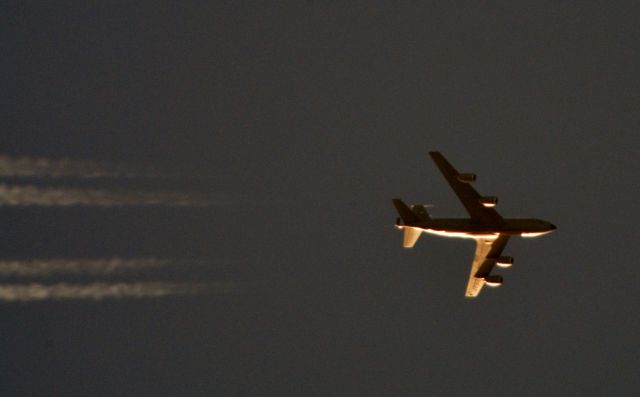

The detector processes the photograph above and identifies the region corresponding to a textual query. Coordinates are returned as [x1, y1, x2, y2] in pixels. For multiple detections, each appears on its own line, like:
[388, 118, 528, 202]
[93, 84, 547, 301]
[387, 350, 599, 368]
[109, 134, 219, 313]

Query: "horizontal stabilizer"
[403, 227, 422, 248]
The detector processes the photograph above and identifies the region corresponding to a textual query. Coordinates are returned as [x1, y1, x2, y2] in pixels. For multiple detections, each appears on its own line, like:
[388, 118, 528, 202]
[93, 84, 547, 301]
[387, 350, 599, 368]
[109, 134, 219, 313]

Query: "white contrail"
[0, 257, 173, 277]
[0, 184, 218, 207]
[0, 281, 239, 301]
[0, 155, 163, 178]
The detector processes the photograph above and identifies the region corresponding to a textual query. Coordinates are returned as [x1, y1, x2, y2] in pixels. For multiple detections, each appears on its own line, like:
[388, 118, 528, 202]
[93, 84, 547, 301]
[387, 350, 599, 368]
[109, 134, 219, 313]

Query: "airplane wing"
[465, 235, 510, 297]
[429, 151, 503, 224]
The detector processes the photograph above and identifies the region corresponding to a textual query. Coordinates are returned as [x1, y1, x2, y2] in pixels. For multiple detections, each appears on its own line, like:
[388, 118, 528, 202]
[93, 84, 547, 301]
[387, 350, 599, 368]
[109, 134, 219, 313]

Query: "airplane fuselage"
[404, 218, 556, 238]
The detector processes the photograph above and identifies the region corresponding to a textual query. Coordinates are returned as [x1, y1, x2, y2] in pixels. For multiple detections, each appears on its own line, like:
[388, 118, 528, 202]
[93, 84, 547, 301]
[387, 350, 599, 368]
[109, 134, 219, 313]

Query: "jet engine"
[479, 196, 498, 208]
[484, 275, 503, 287]
[495, 256, 513, 268]
[456, 173, 476, 183]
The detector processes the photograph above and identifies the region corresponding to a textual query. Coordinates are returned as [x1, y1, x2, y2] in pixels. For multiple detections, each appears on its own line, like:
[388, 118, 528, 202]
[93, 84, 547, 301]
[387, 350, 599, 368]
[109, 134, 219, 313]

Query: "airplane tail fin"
[392, 199, 430, 225]
[401, 227, 422, 248]
[393, 199, 431, 248]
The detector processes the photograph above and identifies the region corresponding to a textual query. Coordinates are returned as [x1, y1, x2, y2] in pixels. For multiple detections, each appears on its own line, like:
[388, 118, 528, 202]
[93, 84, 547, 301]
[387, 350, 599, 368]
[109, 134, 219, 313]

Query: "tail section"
[393, 199, 431, 248]
[393, 199, 419, 224]
[411, 204, 431, 220]
[402, 227, 422, 248]
[392, 199, 431, 224]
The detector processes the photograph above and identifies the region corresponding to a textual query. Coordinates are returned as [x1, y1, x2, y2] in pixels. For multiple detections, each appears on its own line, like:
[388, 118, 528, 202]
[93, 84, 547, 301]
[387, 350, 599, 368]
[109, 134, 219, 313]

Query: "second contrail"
[0, 281, 240, 301]
[0, 257, 174, 277]
[0, 184, 219, 207]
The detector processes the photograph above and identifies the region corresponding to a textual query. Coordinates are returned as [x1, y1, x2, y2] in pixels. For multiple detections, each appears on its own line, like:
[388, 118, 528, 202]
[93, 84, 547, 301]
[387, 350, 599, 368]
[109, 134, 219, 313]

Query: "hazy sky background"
[2, 2, 639, 396]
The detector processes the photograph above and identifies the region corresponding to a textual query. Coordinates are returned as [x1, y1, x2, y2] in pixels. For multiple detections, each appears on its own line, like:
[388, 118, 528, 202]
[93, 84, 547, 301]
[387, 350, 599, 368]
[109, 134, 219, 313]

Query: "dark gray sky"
[2, 2, 639, 396]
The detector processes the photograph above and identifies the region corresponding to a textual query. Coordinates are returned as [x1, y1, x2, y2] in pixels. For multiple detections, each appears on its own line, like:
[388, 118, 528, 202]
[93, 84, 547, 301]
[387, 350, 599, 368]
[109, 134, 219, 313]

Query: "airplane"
[393, 151, 556, 297]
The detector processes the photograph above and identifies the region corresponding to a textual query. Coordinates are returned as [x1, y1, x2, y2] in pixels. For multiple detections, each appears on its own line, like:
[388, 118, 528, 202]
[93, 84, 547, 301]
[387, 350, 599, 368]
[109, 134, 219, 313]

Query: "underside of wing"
[465, 235, 510, 297]
[429, 152, 503, 224]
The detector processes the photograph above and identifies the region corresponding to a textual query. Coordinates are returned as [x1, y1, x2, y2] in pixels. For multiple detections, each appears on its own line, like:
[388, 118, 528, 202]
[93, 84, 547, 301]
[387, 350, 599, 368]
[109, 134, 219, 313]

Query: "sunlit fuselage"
[398, 218, 556, 239]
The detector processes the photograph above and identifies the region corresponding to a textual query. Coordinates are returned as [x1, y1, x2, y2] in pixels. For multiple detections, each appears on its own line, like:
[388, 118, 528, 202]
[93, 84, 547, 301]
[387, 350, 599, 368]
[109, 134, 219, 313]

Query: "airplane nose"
[549, 223, 557, 230]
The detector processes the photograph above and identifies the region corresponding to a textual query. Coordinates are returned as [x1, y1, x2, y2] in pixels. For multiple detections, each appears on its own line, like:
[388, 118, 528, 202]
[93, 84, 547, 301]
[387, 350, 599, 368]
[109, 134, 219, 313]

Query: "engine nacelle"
[495, 256, 513, 268]
[456, 173, 476, 183]
[484, 275, 503, 287]
[479, 196, 498, 208]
